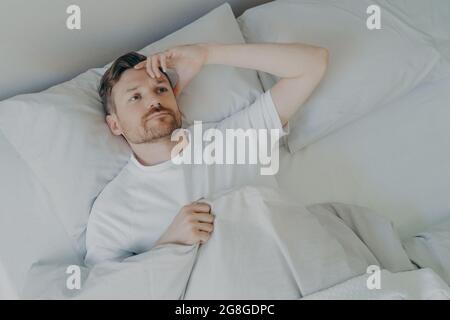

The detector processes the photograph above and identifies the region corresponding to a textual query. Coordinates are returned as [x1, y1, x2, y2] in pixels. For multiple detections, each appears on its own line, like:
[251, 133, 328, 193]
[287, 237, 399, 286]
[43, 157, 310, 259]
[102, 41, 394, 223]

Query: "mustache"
[143, 104, 175, 122]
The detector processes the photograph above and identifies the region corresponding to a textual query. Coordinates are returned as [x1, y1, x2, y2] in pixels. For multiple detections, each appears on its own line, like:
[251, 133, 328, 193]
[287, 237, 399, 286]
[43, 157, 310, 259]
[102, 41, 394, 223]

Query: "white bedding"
[275, 73, 450, 239]
[301, 268, 450, 300]
[1, 0, 450, 299]
[404, 216, 450, 285]
[272, 0, 450, 282]
[239, 0, 441, 153]
[23, 185, 425, 300]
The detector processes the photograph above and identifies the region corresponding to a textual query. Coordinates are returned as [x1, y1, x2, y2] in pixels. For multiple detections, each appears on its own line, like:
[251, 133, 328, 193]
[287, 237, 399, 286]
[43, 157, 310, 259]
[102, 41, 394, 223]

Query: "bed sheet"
[275, 74, 450, 239]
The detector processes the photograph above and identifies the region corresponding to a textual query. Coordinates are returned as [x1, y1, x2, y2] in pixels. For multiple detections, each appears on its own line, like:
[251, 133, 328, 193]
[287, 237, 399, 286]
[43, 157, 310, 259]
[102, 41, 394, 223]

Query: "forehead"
[112, 68, 168, 97]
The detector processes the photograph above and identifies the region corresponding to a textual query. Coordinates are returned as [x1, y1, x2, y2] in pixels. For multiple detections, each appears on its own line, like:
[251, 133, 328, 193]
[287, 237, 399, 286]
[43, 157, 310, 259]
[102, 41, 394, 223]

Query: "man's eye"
[130, 94, 141, 102]
[157, 87, 168, 93]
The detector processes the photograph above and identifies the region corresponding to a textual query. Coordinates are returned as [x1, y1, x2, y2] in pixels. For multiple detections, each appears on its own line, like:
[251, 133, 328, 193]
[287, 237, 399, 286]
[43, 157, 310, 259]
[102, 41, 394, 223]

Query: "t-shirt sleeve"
[84, 208, 134, 268]
[211, 89, 290, 135]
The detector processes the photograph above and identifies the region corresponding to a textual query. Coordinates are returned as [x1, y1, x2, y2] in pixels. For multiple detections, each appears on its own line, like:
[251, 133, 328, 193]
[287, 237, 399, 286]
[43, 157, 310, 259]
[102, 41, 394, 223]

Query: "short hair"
[98, 51, 173, 116]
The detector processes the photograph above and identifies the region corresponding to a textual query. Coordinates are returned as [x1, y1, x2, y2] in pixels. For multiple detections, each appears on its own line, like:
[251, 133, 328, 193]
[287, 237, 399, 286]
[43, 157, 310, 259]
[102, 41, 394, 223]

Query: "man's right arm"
[85, 202, 215, 267]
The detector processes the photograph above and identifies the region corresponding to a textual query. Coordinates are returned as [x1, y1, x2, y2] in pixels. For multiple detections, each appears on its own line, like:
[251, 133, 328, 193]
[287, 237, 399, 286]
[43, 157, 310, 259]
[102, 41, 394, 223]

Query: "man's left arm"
[203, 43, 329, 126]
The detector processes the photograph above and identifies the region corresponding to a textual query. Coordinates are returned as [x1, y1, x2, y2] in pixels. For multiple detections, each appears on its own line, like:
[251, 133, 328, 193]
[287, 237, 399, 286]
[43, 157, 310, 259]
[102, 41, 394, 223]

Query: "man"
[85, 42, 328, 267]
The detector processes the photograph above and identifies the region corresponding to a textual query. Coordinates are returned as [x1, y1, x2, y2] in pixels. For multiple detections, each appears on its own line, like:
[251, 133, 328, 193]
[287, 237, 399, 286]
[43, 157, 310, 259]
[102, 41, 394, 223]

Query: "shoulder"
[86, 164, 134, 247]
[89, 161, 136, 218]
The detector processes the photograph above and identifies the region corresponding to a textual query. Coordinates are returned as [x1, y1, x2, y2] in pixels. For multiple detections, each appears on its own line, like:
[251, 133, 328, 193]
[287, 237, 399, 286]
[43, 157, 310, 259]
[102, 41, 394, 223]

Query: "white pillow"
[0, 2, 263, 260]
[237, 0, 441, 153]
[0, 131, 83, 298]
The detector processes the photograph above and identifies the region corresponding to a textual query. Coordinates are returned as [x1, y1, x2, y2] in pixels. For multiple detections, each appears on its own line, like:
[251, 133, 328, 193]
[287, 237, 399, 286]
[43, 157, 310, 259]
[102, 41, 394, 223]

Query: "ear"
[106, 114, 123, 136]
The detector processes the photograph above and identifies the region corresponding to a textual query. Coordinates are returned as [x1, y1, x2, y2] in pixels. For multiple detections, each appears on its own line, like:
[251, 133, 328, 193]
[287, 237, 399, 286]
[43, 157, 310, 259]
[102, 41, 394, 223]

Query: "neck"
[130, 136, 181, 166]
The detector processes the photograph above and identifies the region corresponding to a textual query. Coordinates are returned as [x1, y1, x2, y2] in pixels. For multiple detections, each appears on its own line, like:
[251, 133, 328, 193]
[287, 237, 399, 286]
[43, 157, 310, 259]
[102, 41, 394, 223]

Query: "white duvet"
[22, 185, 449, 300]
[302, 268, 450, 300]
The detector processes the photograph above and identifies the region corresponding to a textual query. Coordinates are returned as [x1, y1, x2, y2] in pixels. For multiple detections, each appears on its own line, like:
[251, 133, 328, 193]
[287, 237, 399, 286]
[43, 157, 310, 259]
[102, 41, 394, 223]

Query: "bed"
[0, 0, 449, 299]
[276, 64, 450, 239]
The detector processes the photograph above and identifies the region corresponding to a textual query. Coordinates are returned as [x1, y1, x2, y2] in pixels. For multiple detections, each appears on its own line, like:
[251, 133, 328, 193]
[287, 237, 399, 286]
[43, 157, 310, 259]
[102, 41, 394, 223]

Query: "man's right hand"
[133, 43, 209, 97]
[155, 201, 214, 246]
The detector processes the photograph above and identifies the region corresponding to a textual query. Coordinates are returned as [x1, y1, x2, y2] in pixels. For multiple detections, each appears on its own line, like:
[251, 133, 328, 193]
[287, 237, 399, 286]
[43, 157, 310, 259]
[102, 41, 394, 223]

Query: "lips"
[146, 111, 171, 121]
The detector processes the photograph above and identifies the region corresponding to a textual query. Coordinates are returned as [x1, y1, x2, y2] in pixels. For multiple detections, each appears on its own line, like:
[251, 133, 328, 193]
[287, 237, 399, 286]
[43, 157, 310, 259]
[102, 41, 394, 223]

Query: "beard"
[141, 114, 180, 143]
[122, 105, 182, 144]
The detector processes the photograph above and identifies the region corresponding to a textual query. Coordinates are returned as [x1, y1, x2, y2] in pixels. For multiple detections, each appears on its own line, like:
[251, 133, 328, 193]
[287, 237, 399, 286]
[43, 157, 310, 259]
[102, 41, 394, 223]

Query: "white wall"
[0, 0, 271, 100]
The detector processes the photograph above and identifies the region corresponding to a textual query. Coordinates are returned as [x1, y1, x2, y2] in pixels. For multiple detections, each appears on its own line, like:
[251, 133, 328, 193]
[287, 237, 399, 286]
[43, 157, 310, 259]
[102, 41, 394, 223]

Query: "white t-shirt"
[85, 90, 288, 267]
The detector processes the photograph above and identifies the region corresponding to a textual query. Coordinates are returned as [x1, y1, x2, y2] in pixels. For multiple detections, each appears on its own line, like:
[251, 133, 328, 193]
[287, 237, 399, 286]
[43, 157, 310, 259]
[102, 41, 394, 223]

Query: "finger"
[134, 61, 146, 70]
[190, 202, 211, 213]
[193, 212, 214, 223]
[152, 55, 161, 78]
[198, 231, 211, 244]
[196, 222, 214, 233]
[160, 53, 168, 73]
[146, 58, 154, 78]
[156, 54, 164, 78]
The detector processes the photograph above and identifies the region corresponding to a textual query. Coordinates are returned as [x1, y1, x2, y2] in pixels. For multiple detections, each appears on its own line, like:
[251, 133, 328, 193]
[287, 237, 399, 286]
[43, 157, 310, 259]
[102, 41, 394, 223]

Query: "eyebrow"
[125, 77, 167, 93]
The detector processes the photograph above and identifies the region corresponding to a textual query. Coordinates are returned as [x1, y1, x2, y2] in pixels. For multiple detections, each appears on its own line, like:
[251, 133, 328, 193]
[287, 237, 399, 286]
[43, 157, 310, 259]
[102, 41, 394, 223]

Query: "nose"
[145, 99, 162, 110]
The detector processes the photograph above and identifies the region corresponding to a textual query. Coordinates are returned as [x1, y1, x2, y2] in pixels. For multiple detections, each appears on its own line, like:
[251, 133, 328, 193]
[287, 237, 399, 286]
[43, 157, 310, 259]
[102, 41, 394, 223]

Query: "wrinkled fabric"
[22, 186, 433, 299]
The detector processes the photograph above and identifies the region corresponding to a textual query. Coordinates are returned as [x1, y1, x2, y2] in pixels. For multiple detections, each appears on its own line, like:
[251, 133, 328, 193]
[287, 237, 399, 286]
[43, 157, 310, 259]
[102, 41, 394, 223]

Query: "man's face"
[107, 68, 181, 144]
